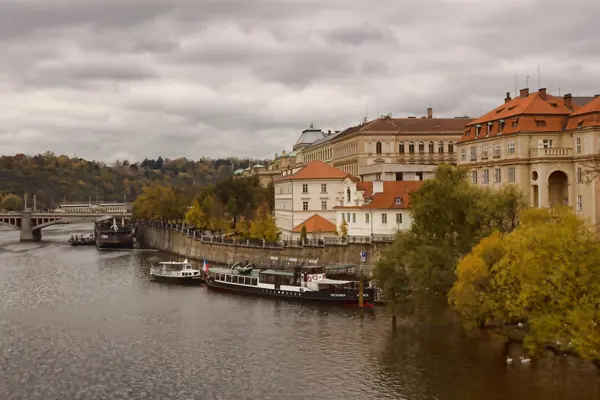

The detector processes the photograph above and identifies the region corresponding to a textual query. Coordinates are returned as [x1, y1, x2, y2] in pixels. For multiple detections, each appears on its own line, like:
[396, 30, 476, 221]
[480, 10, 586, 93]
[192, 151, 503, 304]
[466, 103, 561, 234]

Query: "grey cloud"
[0, 0, 599, 162]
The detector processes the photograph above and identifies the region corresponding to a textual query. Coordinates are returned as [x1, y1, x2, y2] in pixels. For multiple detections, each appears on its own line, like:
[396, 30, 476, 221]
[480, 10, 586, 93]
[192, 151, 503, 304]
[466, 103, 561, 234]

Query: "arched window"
[376, 141, 382, 154]
[399, 142, 405, 153]
[346, 187, 351, 202]
[428, 141, 434, 153]
[438, 141, 444, 153]
[418, 141, 425, 153]
[409, 141, 415, 153]
[448, 142, 454, 153]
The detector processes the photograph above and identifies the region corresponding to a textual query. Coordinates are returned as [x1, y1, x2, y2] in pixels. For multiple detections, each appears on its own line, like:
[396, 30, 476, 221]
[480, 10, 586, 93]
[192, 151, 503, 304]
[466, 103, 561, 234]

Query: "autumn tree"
[338, 219, 348, 238]
[184, 199, 209, 230]
[1, 194, 22, 211]
[133, 184, 185, 221]
[450, 207, 600, 365]
[234, 216, 251, 239]
[382, 164, 526, 294]
[249, 205, 280, 241]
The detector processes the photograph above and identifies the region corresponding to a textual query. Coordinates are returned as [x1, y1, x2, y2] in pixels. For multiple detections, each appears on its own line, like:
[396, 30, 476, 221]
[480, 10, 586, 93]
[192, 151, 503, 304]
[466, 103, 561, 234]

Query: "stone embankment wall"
[137, 226, 392, 267]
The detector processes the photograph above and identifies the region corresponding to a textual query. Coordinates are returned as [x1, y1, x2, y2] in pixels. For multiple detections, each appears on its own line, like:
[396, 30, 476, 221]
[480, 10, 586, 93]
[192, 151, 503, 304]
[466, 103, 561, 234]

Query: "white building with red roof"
[334, 178, 423, 237]
[274, 160, 355, 240]
[274, 160, 424, 240]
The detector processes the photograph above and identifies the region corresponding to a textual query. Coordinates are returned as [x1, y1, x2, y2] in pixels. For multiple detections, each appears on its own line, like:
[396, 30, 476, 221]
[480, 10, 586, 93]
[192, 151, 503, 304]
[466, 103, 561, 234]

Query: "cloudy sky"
[1, 0, 598, 162]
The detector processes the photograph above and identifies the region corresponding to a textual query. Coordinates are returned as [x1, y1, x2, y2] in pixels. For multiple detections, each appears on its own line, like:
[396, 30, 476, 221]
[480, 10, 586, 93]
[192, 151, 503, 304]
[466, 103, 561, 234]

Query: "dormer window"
[499, 119, 505, 133]
[577, 120, 584, 128]
[508, 106, 517, 111]
[365, 197, 372, 204]
[535, 120, 546, 127]
[395, 197, 403, 205]
[487, 122, 493, 136]
[512, 118, 519, 128]
[475, 124, 481, 137]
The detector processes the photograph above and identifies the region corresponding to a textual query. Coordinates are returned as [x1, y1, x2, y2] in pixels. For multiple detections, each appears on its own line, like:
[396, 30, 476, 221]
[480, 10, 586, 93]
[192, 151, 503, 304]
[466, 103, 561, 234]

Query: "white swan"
[520, 357, 531, 364]
[506, 357, 513, 364]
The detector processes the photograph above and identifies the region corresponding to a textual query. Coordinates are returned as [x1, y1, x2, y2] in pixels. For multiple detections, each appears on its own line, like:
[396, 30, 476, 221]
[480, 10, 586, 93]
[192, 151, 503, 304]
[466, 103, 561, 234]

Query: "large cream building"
[287, 109, 472, 182]
[456, 88, 600, 232]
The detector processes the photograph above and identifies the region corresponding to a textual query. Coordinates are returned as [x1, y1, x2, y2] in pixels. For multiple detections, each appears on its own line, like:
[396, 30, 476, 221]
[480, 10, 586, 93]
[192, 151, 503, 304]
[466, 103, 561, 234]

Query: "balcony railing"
[529, 148, 571, 157]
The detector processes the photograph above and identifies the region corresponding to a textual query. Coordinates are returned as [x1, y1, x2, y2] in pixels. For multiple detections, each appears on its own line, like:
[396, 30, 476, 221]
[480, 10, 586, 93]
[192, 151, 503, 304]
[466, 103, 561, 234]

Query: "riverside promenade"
[136, 221, 393, 271]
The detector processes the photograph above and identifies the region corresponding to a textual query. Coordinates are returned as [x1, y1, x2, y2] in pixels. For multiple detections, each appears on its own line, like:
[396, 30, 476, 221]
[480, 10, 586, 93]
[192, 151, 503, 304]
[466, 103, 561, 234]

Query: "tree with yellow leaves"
[249, 205, 280, 241]
[450, 207, 600, 365]
[338, 219, 348, 238]
[132, 184, 184, 221]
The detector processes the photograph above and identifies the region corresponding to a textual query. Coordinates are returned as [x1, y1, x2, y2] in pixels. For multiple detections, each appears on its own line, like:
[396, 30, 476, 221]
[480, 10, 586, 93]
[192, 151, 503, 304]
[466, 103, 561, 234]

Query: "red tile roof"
[292, 214, 337, 233]
[335, 181, 423, 210]
[458, 90, 595, 143]
[566, 96, 600, 129]
[275, 160, 354, 181]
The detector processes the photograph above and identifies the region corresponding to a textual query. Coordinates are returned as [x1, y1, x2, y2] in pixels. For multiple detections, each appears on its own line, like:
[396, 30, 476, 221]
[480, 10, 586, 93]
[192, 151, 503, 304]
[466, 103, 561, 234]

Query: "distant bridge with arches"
[0, 211, 132, 241]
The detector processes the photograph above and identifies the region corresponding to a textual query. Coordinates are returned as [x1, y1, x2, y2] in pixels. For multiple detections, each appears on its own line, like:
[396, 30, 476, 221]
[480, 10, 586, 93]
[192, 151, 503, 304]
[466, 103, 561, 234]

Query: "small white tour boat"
[149, 258, 204, 285]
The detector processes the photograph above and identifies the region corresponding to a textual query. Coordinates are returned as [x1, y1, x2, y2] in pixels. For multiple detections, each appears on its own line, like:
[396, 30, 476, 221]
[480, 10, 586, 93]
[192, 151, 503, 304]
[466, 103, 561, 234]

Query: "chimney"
[373, 180, 383, 195]
[519, 88, 529, 98]
[504, 92, 511, 103]
[427, 107, 433, 119]
[564, 93, 573, 109]
[539, 88, 547, 100]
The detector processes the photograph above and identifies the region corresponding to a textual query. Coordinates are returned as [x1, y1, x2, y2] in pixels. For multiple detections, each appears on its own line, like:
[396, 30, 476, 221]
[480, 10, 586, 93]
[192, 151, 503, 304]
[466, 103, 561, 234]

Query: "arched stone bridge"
[0, 211, 133, 241]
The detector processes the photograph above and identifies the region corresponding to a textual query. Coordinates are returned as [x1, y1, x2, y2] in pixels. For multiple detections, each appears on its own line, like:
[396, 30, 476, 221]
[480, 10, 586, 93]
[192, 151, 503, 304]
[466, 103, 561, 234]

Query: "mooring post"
[24, 192, 28, 210]
[33, 194, 37, 212]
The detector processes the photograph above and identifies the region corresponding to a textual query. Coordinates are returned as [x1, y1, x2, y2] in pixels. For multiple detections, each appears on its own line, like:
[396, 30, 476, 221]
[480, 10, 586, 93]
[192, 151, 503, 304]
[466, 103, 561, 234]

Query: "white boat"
[149, 258, 204, 285]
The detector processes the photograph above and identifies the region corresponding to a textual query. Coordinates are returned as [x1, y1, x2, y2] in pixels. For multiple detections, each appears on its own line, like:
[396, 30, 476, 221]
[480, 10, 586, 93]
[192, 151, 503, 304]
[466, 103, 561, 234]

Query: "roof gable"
[292, 214, 337, 233]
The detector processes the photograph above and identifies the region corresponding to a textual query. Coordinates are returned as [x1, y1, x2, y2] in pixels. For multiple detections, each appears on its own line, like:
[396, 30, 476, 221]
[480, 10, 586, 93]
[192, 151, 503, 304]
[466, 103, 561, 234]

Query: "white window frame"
[321, 201, 327, 210]
[494, 168, 502, 183]
[576, 137, 582, 154]
[577, 195, 583, 212]
[396, 213, 403, 224]
[381, 213, 388, 224]
[470, 146, 477, 161]
[352, 213, 356, 223]
[542, 139, 553, 149]
[321, 184, 327, 193]
[508, 167, 515, 182]
[460, 148, 467, 161]
[507, 141, 515, 155]
[482, 146, 488, 159]
[471, 170, 478, 184]
[576, 167, 582, 183]
[483, 169, 489, 184]
[365, 213, 370, 223]
[302, 201, 308, 211]
[302, 184, 308, 193]
[493, 144, 501, 158]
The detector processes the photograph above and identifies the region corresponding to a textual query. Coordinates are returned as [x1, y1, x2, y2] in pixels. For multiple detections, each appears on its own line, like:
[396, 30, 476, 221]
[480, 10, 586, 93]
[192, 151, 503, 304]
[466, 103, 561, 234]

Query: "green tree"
[1, 194, 22, 211]
[450, 207, 600, 365]
[384, 164, 525, 294]
[249, 205, 280, 241]
[300, 225, 308, 241]
[373, 232, 418, 330]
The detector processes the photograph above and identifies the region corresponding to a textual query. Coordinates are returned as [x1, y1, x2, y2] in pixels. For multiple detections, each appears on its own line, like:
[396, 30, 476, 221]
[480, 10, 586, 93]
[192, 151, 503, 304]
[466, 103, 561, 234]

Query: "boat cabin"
[151, 260, 200, 278]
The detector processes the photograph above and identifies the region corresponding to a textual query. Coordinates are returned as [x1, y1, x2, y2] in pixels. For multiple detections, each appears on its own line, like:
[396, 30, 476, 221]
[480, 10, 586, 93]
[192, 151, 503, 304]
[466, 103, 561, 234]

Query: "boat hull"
[150, 275, 205, 285]
[206, 279, 374, 307]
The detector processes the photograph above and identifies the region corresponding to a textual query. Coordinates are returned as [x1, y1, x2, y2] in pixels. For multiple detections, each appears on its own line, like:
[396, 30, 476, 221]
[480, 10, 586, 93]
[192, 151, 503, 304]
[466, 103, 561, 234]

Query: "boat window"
[252, 278, 258, 286]
[226, 274, 232, 282]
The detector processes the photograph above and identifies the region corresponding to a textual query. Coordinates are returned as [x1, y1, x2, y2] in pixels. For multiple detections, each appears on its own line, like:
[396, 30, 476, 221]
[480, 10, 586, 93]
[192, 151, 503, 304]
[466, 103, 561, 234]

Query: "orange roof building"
[274, 161, 358, 240]
[456, 88, 600, 234]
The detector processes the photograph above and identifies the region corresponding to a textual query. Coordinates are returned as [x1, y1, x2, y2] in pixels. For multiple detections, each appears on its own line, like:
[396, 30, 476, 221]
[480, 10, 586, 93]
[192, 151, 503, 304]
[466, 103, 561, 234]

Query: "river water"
[0, 225, 598, 400]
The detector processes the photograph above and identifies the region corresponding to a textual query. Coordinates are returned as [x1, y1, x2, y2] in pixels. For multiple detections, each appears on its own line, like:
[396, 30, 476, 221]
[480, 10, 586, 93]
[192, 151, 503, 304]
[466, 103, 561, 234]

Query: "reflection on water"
[0, 224, 598, 400]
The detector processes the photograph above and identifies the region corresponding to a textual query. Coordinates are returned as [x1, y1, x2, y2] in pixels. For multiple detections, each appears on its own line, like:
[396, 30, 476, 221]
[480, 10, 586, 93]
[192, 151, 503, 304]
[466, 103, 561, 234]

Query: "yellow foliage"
[450, 206, 600, 363]
[249, 205, 280, 241]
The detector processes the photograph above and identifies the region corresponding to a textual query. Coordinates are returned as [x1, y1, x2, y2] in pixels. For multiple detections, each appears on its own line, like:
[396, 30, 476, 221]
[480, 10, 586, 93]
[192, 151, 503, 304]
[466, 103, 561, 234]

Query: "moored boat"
[205, 262, 374, 307]
[150, 258, 204, 285]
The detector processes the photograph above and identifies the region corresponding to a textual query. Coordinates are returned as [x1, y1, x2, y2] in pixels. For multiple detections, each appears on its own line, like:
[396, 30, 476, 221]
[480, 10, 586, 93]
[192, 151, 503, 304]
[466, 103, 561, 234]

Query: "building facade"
[293, 109, 472, 182]
[334, 178, 423, 237]
[456, 88, 599, 231]
[273, 161, 352, 240]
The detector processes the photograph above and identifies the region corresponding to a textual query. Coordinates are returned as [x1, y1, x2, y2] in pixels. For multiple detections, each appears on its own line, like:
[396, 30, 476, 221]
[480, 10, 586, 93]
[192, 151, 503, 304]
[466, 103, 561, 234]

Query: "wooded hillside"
[0, 152, 267, 208]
